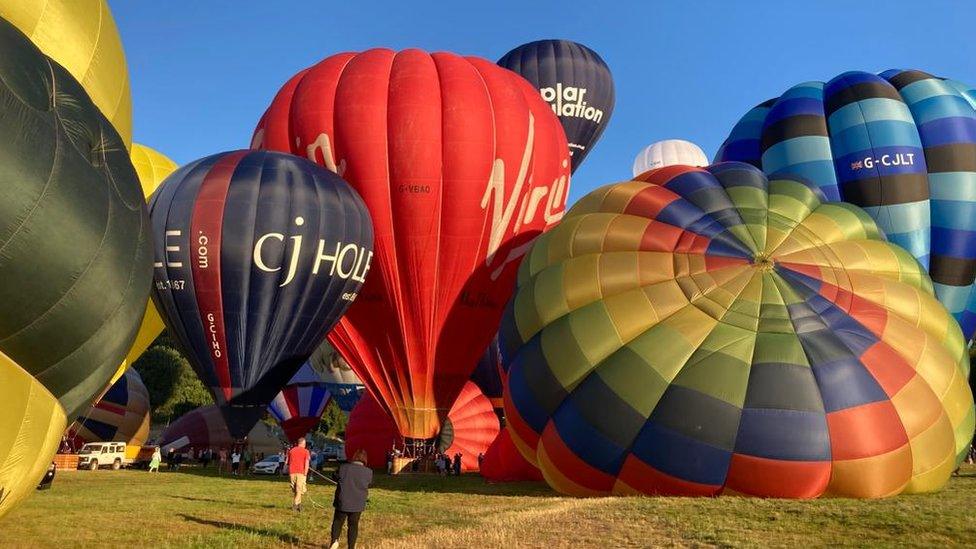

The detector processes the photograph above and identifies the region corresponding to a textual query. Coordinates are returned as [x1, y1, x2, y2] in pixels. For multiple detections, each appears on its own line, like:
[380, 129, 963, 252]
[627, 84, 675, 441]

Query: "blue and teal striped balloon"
[718, 70, 976, 341]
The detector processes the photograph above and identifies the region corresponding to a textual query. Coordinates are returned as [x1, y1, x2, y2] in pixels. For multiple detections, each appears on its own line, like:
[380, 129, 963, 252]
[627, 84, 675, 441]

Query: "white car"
[251, 454, 286, 475]
[77, 442, 127, 471]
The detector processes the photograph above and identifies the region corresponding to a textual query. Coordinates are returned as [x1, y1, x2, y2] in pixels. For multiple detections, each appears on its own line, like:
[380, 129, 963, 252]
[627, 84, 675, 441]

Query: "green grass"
[1, 464, 974, 547]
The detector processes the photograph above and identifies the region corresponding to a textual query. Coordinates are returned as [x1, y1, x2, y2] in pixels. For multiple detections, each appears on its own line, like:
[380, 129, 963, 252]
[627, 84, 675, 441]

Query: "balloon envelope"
[307, 340, 364, 413]
[498, 39, 614, 173]
[633, 139, 709, 177]
[149, 150, 373, 438]
[480, 429, 543, 483]
[253, 48, 570, 441]
[70, 369, 151, 448]
[160, 405, 285, 454]
[0, 352, 66, 520]
[471, 337, 504, 409]
[0, 17, 152, 421]
[108, 144, 180, 386]
[268, 364, 333, 442]
[346, 382, 499, 471]
[0, 0, 132, 147]
[502, 163, 974, 498]
[717, 70, 976, 342]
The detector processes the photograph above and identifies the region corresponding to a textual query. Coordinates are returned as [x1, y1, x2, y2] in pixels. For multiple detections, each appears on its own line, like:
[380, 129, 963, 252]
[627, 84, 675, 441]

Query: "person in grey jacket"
[329, 449, 373, 549]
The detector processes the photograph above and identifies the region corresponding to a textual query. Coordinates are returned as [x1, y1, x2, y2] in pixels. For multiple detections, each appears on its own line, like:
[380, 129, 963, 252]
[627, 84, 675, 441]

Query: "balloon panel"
[503, 163, 974, 498]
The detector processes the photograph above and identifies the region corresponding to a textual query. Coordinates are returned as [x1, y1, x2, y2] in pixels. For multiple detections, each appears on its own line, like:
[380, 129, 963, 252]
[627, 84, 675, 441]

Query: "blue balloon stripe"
[829, 122, 924, 156]
[827, 98, 916, 134]
[762, 136, 833, 174]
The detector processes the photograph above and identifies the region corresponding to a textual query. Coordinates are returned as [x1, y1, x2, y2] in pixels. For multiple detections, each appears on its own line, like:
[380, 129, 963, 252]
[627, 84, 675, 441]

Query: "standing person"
[478, 452, 485, 469]
[231, 449, 241, 476]
[148, 447, 162, 473]
[218, 448, 228, 475]
[453, 452, 462, 476]
[386, 448, 394, 475]
[243, 447, 253, 476]
[329, 449, 373, 549]
[285, 437, 311, 511]
[201, 448, 211, 469]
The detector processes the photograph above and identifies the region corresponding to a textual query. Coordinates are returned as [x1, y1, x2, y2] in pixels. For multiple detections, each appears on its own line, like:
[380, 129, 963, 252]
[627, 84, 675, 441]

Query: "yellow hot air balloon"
[0, 351, 66, 519]
[108, 144, 179, 385]
[0, 0, 133, 147]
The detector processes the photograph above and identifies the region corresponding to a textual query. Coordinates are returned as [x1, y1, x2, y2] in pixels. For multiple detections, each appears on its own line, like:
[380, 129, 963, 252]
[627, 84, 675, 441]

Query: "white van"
[77, 442, 127, 470]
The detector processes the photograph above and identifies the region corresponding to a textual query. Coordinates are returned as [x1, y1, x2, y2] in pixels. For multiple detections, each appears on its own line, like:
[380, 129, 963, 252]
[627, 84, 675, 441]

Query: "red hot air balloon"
[481, 429, 544, 483]
[150, 150, 373, 439]
[252, 49, 571, 448]
[345, 382, 500, 471]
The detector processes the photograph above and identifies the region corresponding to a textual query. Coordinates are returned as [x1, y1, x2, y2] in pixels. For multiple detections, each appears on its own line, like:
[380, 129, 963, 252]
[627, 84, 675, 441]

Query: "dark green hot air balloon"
[0, 17, 153, 420]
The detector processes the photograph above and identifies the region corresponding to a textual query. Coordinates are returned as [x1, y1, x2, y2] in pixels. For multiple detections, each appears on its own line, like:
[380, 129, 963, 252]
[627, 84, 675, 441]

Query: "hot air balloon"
[69, 370, 151, 448]
[498, 39, 614, 173]
[160, 405, 285, 455]
[0, 0, 132, 147]
[0, 18, 150, 519]
[632, 139, 709, 177]
[471, 337, 504, 410]
[107, 144, 180, 387]
[0, 17, 152, 421]
[149, 150, 374, 439]
[307, 341, 364, 413]
[0, 352, 66, 519]
[268, 364, 333, 442]
[502, 163, 974, 498]
[480, 429, 544, 483]
[717, 70, 976, 343]
[346, 382, 500, 471]
[252, 48, 571, 449]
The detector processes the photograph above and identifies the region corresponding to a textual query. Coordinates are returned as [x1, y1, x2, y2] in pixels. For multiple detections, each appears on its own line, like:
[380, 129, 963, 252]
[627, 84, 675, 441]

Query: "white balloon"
[632, 139, 709, 176]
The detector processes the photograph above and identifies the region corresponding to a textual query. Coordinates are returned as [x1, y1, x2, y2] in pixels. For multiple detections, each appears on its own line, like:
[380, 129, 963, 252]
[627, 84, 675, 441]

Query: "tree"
[134, 344, 212, 423]
[316, 400, 348, 439]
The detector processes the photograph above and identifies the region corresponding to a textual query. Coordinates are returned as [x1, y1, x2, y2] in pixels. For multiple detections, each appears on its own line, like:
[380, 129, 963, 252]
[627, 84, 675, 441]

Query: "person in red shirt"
[285, 437, 311, 511]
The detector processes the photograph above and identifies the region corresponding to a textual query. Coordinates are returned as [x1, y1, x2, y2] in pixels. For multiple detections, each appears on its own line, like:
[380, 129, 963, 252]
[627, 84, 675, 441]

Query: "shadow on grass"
[178, 513, 301, 544]
[371, 473, 555, 497]
[167, 463, 555, 497]
[169, 495, 278, 509]
[169, 466, 290, 483]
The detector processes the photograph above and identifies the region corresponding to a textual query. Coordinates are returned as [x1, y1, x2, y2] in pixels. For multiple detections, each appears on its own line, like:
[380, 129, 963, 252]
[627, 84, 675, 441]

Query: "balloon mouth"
[400, 418, 455, 456]
[752, 253, 775, 272]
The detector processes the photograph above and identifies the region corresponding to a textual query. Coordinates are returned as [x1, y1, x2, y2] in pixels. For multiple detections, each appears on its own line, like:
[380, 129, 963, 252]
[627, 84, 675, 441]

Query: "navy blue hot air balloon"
[717, 70, 976, 341]
[498, 39, 614, 173]
[149, 150, 374, 438]
[470, 336, 503, 410]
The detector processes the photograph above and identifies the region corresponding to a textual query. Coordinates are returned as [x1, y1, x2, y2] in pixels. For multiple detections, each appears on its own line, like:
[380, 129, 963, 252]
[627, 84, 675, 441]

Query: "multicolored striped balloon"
[501, 163, 975, 498]
[717, 70, 976, 341]
[267, 364, 333, 442]
[70, 369, 151, 448]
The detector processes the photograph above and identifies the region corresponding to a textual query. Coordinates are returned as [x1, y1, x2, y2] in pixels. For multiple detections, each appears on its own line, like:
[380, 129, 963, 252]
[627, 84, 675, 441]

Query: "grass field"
[1, 464, 974, 548]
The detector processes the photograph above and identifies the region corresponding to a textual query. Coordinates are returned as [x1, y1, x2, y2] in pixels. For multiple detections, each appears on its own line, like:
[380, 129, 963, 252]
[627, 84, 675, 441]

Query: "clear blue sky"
[113, 0, 976, 205]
